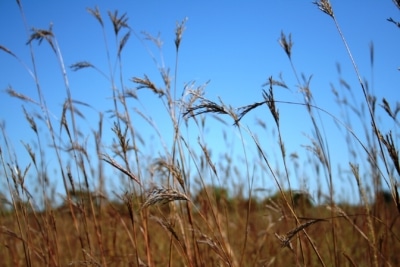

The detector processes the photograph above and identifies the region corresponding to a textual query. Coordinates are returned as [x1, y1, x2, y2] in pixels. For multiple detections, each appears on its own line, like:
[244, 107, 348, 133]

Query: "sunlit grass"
[1, 1, 400, 266]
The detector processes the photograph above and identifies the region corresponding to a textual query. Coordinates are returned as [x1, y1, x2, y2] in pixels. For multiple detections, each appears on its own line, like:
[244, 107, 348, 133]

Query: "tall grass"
[1, 0, 400, 266]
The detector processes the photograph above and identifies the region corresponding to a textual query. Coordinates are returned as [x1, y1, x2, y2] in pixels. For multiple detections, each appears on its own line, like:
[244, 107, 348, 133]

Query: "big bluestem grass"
[1, 1, 400, 266]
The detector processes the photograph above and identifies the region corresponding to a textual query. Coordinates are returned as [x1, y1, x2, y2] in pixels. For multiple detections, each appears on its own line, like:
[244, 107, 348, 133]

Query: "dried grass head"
[141, 187, 189, 209]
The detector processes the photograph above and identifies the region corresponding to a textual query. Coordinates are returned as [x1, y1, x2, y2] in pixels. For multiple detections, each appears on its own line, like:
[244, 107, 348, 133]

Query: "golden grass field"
[1, 190, 399, 266]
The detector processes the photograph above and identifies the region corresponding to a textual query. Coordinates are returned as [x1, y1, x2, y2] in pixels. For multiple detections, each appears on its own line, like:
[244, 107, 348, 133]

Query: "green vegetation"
[1, 1, 400, 266]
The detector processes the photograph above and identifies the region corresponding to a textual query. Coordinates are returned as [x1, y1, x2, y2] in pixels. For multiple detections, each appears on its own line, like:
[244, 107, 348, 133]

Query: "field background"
[1, 1, 400, 266]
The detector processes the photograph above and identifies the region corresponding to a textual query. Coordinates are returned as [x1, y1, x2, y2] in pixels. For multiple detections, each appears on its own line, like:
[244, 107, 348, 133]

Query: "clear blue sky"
[1, 1, 399, 204]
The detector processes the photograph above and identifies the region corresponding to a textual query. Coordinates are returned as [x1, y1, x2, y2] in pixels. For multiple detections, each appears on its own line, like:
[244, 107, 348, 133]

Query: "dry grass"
[1, 1, 400, 266]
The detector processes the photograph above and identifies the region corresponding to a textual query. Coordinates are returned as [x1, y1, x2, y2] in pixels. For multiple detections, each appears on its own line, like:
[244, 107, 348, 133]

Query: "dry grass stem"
[393, 0, 400, 9]
[150, 215, 180, 241]
[101, 154, 141, 186]
[0, 45, 17, 57]
[196, 232, 234, 266]
[275, 219, 326, 250]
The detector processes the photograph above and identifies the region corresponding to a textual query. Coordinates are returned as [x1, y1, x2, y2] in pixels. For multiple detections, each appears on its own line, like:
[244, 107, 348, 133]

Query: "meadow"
[1, 1, 400, 266]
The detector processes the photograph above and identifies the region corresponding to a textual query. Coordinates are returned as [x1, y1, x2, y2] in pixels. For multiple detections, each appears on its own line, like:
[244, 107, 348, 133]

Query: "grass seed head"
[279, 32, 293, 59]
[313, 0, 334, 18]
[141, 187, 189, 209]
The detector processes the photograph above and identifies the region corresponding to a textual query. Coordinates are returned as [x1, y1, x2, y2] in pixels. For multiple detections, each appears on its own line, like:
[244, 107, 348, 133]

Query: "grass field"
[1, 1, 400, 266]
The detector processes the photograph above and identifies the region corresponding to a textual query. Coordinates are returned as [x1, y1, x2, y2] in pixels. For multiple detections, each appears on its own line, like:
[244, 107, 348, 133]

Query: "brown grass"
[1, 1, 400, 266]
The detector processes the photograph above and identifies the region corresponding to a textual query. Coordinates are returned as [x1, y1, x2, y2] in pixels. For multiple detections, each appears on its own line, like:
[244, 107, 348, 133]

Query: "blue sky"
[1, 1, 399, 204]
